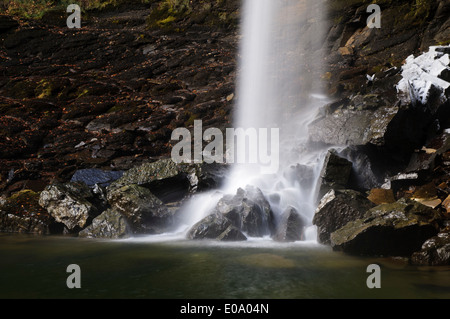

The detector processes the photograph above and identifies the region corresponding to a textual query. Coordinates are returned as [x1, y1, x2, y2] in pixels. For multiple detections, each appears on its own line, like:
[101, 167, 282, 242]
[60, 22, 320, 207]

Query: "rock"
[313, 189, 375, 245]
[0, 189, 61, 235]
[330, 199, 442, 257]
[411, 230, 450, 266]
[0, 15, 19, 33]
[272, 206, 305, 242]
[406, 131, 450, 176]
[186, 212, 247, 241]
[107, 184, 174, 235]
[107, 158, 228, 203]
[78, 208, 130, 239]
[381, 173, 420, 193]
[367, 188, 396, 205]
[39, 182, 98, 231]
[396, 46, 450, 106]
[443, 195, 450, 214]
[410, 182, 442, 208]
[316, 149, 353, 200]
[70, 169, 124, 187]
[214, 185, 275, 237]
[0, 212, 52, 235]
[308, 104, 399, 147]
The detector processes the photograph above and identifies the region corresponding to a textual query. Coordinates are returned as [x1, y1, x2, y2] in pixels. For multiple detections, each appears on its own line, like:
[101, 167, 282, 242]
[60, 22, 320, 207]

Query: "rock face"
[214, 186, 275, 237]
[187, 212, 247, 241]
[38, 182, 98, 231]
[272, 206, 305, 242]
[316, 149, 353, 200]
[107, 184, 175, 235]
[330, 199, 442, 257]
[79, 208, 130, 239]
[70, 169, 124, 187]
[411, 230, 450, 266]
[313, 189, 375, 245]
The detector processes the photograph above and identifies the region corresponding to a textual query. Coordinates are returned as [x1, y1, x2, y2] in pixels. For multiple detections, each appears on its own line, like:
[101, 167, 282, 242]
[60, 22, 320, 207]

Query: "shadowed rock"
[313, 189, 375, 245]
[411, 230, 450, 266]
[79, 208, 131, 239]
[215, 185, 275, 237]
[187, 212, 247, 241]
[272, 206, 305, 242]
[39, 182, 98, 231]
[107, 184, 175, 235]
[330, 198, 442, 256]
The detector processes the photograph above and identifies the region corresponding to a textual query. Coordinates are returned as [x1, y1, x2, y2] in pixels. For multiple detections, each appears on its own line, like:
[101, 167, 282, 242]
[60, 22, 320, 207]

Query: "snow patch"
[396, 45, 450, 105]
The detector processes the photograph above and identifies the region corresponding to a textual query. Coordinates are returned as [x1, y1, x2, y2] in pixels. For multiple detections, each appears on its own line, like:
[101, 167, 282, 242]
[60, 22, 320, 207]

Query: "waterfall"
[180, 0, 330, 240]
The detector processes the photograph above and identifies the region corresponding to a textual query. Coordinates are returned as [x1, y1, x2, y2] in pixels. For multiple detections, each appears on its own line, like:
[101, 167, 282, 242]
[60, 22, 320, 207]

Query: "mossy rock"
[0, 189, 57, 234]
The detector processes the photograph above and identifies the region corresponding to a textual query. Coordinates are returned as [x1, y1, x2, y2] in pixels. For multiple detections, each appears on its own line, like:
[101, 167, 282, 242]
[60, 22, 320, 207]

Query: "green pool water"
[1, 233, 449, 299]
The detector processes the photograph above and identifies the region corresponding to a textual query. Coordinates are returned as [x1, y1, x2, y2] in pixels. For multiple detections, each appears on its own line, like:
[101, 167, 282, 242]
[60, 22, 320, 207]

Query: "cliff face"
[323, 0, 450, 99]
[0, 1, 449, 251]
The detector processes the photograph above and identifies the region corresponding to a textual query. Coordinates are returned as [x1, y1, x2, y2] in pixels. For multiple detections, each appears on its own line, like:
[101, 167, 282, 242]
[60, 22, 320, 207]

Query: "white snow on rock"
[396, 45, 450, 105]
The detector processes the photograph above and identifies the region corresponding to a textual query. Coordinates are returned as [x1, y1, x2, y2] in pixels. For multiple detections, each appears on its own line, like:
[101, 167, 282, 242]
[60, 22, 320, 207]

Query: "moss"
[1, 0, 154, 19]
[1, 189, 48, 218]
[184, 112, 198, 127]
[35, 79, 54, 99]
[76, 87, 90, 98]
[146, 0, 191, 30]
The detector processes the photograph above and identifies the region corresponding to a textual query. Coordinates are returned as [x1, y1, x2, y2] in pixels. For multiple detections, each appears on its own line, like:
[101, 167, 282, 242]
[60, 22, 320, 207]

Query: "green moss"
[1, 189, 48, 217]
[76, 87, 90, 98]
[1, 0, 154, 19]
[184, 112, 198, 127]
[35, 79, 54, 99]
[147, 0, 191, 30]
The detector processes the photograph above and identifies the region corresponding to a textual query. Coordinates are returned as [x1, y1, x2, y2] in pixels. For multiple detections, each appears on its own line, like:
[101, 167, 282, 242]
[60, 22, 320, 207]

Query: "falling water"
[180, 0, 331, 240]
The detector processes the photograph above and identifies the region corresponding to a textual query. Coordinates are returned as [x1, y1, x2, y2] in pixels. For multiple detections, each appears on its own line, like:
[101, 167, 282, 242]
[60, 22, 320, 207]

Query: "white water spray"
[179, 0, 330, 240]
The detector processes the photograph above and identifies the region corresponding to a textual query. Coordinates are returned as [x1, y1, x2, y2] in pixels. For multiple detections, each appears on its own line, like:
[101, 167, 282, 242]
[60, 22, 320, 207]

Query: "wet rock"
[70, 169, 124, 187]
[316, 149, 353, 200]
[406, 131, 450, 177]
[330, 199, 442, 256]
[272, 206, 305, 242]
[308, 104, 399, 147]
[39, 182, 98, 231]
[187, 212, 247, 241]
[108, 158, 228, 203]
[214, 185, 275, 237]
[313, 189, 375, 245]
[0, 190, 58, 234]
[107, 184, 174, 235]
[411, 230, 450, 266]
[443, 195, 450, 214]
[78, 208, 131, 239]
[367, 188, 396, 205]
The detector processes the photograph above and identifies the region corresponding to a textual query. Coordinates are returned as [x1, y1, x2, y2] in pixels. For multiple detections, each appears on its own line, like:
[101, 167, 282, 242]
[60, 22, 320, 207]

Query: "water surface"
[1, 234, 449, 299]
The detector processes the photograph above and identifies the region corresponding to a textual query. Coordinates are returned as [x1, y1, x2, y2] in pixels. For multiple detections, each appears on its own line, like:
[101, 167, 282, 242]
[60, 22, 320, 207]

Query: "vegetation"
[0, 0, 154, 19]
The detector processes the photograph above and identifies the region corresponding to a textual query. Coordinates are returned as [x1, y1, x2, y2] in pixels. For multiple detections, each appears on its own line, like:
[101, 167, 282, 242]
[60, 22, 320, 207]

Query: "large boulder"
[39, 182, 98, 231]
[214, 185, 275, 237]
[79, 208, 131, 239]
[107, 158, 228, 203]
[272, 206, 305, 242]
[107, 184, 175, 235]
[411, 230, 450, 266]
[330, 198, 443, 256]
[312, 189, 375, 245]
[0, 189, 59, 235]
[186, 212, 247, 241]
